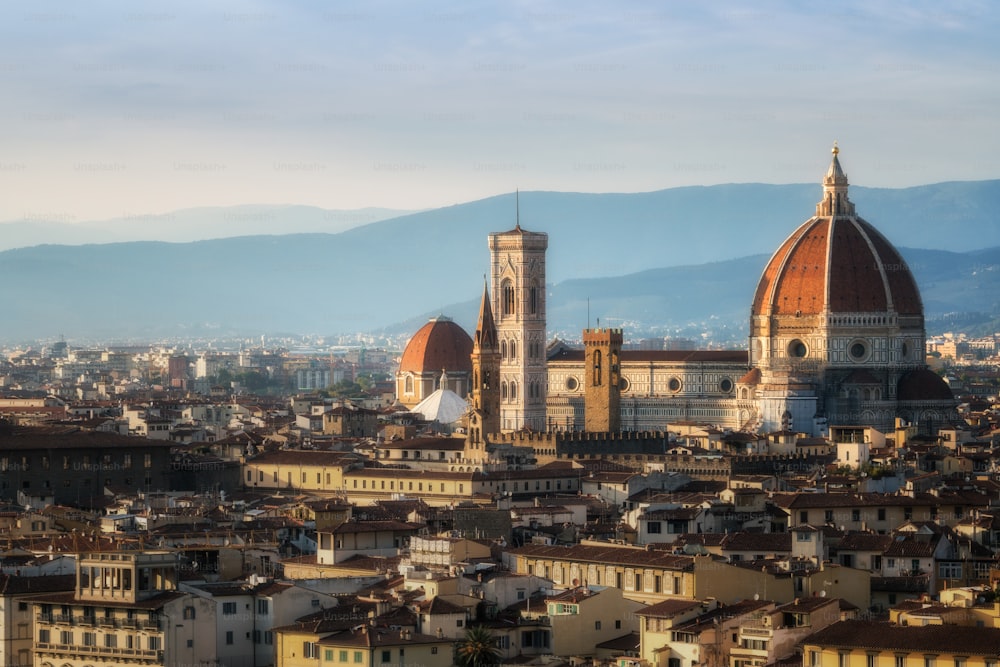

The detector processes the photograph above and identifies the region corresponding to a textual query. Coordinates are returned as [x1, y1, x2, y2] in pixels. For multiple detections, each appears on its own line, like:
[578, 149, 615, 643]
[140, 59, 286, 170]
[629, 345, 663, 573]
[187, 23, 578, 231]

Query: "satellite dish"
[754, 593, 760, 600]
[820, 590, 827, 597]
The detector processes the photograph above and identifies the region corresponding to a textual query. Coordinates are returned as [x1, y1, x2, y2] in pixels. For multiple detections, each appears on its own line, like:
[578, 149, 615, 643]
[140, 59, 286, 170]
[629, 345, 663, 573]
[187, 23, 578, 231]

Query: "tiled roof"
[25, 590, 187, 609]
[248, 450, 359, 466]
[506, 544, 694, 570]
[596, 631, 640, 651]
[836, 533, 894, 552]
[0, 425, 173, 449]
[635, 598, 703, 618]
[671, 600, 773, 633]
[773, 492, 937, 509]
[0, 574, 76, 595]
[804, 620, 1000, 654]
[415, 596, 466, 615]
[721, 532, 792, 553]
[331, 520, 422, 534]
[883, 536, 939, 558]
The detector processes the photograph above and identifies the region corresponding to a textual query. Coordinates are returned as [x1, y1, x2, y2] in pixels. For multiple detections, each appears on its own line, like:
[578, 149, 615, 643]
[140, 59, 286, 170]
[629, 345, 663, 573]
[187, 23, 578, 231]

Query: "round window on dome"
[720, 378, 733, 393]
[565, 376, 579, 392]
[668, 377, 682, 392]
[788, 340, 808, 358]
[849, 340, 868, 361]
[619, 377, 630, 392]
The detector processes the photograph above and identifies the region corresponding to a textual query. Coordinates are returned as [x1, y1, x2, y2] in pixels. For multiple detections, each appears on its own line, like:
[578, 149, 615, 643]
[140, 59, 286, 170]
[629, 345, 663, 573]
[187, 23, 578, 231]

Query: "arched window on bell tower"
[502, 280, 515, 317]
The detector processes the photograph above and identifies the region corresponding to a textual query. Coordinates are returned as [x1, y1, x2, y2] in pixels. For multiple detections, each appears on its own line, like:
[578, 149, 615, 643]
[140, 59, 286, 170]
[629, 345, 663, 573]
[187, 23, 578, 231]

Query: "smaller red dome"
[399, 317, 473, 374]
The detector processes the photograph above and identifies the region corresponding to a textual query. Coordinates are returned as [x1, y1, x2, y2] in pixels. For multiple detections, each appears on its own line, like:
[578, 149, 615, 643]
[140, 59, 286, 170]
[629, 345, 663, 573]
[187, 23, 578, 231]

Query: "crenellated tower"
[583, 327, 622, 433]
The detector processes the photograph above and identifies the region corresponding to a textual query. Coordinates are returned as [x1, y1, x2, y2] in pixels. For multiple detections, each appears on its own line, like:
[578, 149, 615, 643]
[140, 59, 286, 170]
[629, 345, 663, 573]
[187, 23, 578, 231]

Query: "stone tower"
[467, 280, 501, 459]
[489, 208, 548, 432]
[584, 328, 622, 433]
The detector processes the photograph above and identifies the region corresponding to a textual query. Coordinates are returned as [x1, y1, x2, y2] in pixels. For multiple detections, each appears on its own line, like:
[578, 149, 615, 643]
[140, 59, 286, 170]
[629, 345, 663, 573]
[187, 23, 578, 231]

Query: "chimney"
[436, 627, 444, 639]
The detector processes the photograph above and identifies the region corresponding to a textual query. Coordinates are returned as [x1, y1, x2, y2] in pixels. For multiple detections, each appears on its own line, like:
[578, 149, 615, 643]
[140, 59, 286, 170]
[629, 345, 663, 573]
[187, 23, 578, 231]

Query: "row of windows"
[0, 453, 152, 471]
[38, 628, 161, 650]
[536, 561, 683, 594]
[811, 651, 989, 667]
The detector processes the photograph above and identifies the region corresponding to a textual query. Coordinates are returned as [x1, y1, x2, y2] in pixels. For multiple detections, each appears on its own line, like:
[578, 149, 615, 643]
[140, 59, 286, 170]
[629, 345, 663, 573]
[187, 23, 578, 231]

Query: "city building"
[28, 550, 218, 667]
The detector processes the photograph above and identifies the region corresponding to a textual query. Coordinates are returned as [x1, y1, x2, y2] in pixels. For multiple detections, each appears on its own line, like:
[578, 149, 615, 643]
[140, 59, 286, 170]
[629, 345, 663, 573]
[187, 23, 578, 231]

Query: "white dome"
[413, 388, 468, 425]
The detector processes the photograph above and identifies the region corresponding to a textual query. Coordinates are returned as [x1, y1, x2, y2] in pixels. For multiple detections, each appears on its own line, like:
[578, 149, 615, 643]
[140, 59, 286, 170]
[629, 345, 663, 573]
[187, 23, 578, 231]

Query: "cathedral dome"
[751, 146, 922, 320]
[399, 316, 473, 374]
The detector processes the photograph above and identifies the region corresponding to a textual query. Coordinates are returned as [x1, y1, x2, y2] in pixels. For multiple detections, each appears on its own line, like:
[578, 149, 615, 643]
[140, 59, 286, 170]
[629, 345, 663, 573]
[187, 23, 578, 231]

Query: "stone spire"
[816, 141, 856, 217]
[467, 278, 501, 453]
[474, 278, 498, 352]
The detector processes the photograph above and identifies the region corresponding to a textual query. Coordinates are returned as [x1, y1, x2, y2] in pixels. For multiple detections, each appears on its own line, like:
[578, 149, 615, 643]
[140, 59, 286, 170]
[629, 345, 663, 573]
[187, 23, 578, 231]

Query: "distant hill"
[0, 205, 416, 250]
[0, 181, 998, 342]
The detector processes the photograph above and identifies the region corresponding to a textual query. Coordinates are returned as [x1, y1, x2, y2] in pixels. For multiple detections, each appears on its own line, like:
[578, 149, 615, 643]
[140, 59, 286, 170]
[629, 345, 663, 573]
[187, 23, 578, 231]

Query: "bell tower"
[488, 197, 548, 432]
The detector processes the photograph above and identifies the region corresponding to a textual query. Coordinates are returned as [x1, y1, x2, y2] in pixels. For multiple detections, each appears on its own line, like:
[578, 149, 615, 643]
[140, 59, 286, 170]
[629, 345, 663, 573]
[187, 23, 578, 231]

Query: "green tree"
[327, 379, 364, 398]
[454, 625, 500, 667]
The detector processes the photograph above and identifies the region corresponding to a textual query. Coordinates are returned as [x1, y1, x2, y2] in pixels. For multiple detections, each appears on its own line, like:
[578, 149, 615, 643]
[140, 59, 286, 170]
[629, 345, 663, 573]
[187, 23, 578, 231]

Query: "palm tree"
[454, 625, 501, 667]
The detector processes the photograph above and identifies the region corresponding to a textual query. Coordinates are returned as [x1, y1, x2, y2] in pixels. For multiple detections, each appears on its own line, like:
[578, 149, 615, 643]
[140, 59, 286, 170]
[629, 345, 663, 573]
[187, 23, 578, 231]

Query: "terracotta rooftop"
[804, 619, 1000, 654]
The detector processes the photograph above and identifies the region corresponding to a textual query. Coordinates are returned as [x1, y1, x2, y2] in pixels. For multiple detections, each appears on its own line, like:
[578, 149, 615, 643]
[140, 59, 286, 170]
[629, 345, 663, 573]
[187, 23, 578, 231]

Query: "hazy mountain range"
[0, 181, 998, 344]
[0, 205, 416, 250]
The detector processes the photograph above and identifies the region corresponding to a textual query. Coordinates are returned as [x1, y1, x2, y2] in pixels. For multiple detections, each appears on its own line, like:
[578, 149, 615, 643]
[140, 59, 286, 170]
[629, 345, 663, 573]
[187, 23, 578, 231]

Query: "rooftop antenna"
[587, 298, 590, 329]
[515, 189, 520, 230]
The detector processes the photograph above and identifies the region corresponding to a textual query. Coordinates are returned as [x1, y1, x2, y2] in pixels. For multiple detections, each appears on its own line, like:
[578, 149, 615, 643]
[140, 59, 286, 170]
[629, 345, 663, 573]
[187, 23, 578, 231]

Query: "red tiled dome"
[399, 317, 473, 374]
[752, 151, 922, 320]
[897, 369, 954, 401]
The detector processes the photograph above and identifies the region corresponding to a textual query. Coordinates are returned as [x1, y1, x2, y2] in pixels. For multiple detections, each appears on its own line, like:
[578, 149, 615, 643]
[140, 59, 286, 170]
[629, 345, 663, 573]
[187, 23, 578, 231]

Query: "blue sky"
[0, 0, 997, 221]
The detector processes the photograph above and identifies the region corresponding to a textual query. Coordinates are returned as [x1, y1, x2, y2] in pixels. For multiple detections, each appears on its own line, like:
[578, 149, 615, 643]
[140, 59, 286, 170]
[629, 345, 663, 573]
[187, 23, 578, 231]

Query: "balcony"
[732, 646, 771, 659]
[740, 626, 773, 638]
[35, 642, 162, 660]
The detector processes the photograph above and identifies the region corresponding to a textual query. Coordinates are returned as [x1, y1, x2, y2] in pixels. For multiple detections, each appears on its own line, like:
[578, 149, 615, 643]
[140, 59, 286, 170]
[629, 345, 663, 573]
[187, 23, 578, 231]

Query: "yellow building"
[637, 598, 774, 667]
[519, 586, 643, 658]
[802, 620, 1000, 667]
[504, 543, 870, 609]
[243, 450, 360, 493]
[277, 625, 452, 667]
[28, 550, 218, 667]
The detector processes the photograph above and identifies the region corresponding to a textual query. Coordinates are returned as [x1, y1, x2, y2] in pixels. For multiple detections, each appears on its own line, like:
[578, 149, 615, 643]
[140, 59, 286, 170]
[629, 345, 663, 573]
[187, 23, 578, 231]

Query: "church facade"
[543, 146, 956, 437]
[401, 147, 957, 439]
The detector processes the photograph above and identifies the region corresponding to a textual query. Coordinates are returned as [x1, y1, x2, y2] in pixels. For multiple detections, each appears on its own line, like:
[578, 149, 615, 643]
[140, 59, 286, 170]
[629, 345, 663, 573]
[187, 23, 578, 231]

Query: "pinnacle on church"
[825, 141, 848, 185]
[817, 141, 855, 217]
[474, 279, 498, 350]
